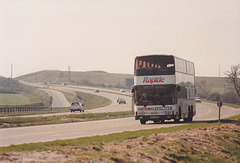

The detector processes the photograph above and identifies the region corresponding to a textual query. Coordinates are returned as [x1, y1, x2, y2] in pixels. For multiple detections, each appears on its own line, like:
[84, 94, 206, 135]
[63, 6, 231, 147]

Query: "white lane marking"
[196, 106, 212, 116]
[10, 132, 54, 138]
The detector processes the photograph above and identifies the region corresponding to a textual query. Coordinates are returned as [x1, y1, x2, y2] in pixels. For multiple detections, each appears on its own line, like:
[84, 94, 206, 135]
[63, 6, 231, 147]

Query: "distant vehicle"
[117, 98, 122, 103]
[195, 97, 202, 103]
[70, 101, 84, 112]
[95, 89, 100, 92]
[133, 55, 196, 124]
[118, 98, 126, 104]
[120, 89, 125, 92]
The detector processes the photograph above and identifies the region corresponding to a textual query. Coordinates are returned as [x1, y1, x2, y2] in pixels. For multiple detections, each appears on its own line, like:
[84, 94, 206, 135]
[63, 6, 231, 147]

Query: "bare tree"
[225, 64, 240, 98]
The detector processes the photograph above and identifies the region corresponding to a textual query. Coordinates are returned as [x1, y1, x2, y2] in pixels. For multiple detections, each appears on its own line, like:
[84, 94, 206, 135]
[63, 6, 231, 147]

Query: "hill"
[196, 76, 232, 94]
[17, 70, 239, 104]
[17, 70, 134, 89]
[17, 70, 231, 93]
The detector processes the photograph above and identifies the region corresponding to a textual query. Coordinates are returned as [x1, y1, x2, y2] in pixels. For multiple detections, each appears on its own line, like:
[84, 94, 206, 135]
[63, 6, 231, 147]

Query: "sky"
[0, 0, 240, 78]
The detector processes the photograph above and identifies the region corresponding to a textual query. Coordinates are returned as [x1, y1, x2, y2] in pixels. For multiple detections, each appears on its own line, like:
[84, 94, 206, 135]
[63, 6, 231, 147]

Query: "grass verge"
[0, 90, 112, 117]
[76, 92, 112, 109]
[203, 99, 240, 109]
[0, 111, 133, 128]
[0, 94, 31, 106]
[0, 115, 239, 163]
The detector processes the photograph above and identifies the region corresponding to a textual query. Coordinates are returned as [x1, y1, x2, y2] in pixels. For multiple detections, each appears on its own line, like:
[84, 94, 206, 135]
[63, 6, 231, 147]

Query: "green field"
[0, 94, 31, 106]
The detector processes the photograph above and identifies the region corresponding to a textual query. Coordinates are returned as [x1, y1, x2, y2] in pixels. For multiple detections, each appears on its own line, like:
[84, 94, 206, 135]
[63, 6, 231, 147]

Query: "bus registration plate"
[150, 116, 159, 119]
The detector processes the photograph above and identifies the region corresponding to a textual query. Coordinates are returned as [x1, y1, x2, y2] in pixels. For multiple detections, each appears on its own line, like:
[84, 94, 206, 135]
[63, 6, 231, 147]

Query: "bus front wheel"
[174, 119, 180, 123]
[140, 119, 146, 124]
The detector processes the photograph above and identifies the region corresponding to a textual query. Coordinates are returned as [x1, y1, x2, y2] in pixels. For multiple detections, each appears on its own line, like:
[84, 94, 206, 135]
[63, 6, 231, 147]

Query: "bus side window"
[177, 86, 181, 91]
[177, 86, 187, 99]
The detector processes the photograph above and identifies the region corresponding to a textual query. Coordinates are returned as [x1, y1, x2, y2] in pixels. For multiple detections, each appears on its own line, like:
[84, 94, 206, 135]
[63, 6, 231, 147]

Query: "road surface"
[0, 85, 239, 147]
[41, 89, 70, 108]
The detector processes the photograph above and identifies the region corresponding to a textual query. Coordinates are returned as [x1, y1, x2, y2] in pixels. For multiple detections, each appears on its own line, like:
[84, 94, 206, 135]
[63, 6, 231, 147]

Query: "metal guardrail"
[0, 103, 46, 114]
[0, 106, 69, 114]
[0, 107, 43, 113]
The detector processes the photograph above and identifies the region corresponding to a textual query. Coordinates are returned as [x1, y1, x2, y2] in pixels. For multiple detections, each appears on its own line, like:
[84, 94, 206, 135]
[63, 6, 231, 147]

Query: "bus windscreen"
[135, 55, 175, 76]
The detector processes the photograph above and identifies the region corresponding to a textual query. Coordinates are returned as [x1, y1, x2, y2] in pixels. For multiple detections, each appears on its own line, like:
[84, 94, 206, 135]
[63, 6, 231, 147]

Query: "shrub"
[221, 91, 240, 104]
[207, 92, 221, 101]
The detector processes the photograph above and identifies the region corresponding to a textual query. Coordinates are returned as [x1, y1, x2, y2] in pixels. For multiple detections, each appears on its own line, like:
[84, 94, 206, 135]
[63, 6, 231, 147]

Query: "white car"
[117, 98, 126, 104]
[120, 89, 125, 92]
[195, 97, 202, 103]
[70, 101, 84, 112]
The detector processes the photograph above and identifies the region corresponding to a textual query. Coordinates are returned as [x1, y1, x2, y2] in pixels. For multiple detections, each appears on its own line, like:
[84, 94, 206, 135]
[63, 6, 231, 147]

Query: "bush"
[207, 92, 221, 101]
[221, 91, 240, 104]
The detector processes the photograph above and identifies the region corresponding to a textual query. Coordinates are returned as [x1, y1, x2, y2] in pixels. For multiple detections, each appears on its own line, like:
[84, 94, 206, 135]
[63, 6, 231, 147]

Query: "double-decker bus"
[132, 55, 196, 124]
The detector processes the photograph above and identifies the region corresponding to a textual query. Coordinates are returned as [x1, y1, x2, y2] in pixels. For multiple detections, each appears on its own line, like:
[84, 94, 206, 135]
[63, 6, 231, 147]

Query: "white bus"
[132, 55, 196, 124]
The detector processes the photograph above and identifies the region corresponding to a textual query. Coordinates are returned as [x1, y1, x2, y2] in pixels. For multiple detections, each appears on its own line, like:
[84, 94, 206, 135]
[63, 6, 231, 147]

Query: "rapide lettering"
[143, 77, 165, 84]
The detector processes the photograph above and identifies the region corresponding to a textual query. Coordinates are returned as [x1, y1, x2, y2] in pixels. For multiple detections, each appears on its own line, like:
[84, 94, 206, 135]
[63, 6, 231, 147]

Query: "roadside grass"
[0, 121, 212, 153]
[0, 115, 239, 162]
[203, 99, 240, 109]
[0, 94, 31, 106]
[0, 90, 111, 117]
[60, 91, 78, 103]
[0, 111, 133, 128]
[76, 92, 112, 109]
[221, 102, 240, 109]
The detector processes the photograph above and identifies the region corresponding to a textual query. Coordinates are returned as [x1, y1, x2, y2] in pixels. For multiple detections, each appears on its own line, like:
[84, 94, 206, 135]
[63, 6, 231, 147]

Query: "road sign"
[217, 101, 223, 122]
[217, 101, 223, 107]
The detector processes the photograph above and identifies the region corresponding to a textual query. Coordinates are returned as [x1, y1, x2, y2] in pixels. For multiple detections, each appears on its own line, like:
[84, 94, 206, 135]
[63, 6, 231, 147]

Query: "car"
[95, 89, 100, 93]
[117, 98, 122, 103]
[118, 98, 126, 104]
[70, 101, 84, 112]
[195, 97, 202, 103]
[120, 89, 125, 92]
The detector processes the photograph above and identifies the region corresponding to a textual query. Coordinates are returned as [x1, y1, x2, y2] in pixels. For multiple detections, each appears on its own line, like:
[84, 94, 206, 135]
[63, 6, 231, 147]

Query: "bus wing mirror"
[177, 86, 180, 91]
[131, 86, 137, 93]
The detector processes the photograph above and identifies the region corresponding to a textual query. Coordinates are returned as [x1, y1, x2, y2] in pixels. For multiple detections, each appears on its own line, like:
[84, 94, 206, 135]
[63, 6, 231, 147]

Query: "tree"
[225, 64, 240, 98]
[195, 80, 210, 98]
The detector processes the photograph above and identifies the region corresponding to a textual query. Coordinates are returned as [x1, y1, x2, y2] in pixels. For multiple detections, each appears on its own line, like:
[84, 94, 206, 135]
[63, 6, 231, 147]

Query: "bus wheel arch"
[174, 106, 181, 123]
[140, 119, 146, 124]
[178, 106, 182, 119]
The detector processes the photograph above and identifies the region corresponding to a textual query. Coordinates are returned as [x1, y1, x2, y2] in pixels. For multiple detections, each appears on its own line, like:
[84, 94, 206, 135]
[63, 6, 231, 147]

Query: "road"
[41, 89, 70, 108]
[0, 86, 239, 147]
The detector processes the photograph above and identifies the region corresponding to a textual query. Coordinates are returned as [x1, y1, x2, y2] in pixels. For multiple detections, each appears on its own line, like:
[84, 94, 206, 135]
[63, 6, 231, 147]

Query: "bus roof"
[135, 54, 194, 65]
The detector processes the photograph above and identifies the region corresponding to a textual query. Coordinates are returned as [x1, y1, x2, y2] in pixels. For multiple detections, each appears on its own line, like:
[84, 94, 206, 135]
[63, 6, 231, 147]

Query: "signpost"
[50, 96, 53, 110]
[217, 101, 223, 122]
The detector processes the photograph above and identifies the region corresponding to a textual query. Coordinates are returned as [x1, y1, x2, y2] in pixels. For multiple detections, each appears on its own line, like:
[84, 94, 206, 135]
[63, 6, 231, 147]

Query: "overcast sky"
[0, 0, 239, 78]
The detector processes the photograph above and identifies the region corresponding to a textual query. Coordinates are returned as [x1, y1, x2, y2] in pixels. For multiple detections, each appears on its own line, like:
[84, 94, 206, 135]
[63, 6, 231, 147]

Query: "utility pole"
[11, 64, 13, 78]
[219, 64, 221, 77]
[68, 65, 71, 81]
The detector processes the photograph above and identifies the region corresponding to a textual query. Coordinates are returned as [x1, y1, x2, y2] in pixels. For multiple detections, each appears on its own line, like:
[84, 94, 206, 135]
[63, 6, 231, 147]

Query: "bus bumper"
[135, 115, 176, 121]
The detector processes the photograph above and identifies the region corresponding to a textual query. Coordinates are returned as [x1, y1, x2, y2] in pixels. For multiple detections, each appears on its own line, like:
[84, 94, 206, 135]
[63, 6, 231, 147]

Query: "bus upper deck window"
[167, 64, 174, 67]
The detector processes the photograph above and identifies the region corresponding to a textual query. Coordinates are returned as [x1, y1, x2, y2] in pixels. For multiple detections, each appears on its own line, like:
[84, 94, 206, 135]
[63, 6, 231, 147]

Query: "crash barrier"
[0, 107, 43, 113]
[0, 103, 44, 113]
[0, 105, 69, 114]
